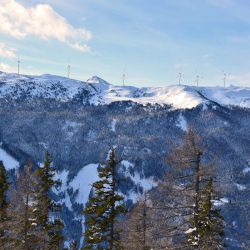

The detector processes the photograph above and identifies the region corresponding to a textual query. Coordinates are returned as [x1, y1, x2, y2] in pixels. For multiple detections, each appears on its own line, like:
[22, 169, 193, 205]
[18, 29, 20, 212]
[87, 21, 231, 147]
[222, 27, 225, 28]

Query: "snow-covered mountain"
[0, 71, 249, 109]
[0, 71, 250, 248]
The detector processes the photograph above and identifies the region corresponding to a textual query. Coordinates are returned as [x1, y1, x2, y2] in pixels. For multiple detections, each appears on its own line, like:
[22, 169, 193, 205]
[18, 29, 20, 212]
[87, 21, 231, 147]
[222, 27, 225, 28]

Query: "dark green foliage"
[49, 218, 65, 250]
[0, 161, 9, 248]
[35, 151, 64, 249]
[188, 179, 225, 249]
[83, 148, 125, 249]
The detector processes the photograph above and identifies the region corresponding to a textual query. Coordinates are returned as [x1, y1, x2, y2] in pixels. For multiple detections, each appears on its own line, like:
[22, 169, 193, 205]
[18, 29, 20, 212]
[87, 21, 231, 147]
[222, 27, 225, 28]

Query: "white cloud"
[70, 42, 90, 53]
[0, 62, 13, 72]
[0, 0, 92, 52]
[0, 43, 17, 59]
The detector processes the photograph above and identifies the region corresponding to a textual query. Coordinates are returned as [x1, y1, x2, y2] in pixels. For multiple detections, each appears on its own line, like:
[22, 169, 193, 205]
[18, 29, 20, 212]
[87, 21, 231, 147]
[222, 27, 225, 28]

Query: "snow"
[200, 86, 250, 108]
[185, 227, 196, 234]
[38, 142, 48, 149]
[69, 163, 99, 205]
[235, 183, 247, 191]
[220, 197, 229, 203]
[213, 197, 229, 206]
[121, 160, 157, 202]
[98, 85, 204, 109]
[52, 165, 99, 211]
[54, 170, 69, 192]
[177, 113, 188, 131]
[0, 148, 19, 170]
[110, 119, 117, 132]
[243, 167, 250, 174]
[1, 71, 249, 110]
[202, 103, 208, 111]
[52, 170, 73, 210]
[0, 71, 94, 102]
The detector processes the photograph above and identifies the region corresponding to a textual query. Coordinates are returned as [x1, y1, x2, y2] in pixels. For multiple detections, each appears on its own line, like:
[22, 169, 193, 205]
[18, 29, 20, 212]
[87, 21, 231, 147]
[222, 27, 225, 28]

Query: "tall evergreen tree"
[83, 148, 125, 250]
[188, 178, 225, 249]
[35, 151, 64, 250]
[0, 161, 9, 249]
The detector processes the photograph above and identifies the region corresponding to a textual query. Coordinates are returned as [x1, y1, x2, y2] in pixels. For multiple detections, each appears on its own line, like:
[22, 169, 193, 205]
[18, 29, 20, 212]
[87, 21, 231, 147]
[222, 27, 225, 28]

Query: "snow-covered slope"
[0, 146, 19, 170]
[0, 71, 249, 109]
[200, 86, 250, 108]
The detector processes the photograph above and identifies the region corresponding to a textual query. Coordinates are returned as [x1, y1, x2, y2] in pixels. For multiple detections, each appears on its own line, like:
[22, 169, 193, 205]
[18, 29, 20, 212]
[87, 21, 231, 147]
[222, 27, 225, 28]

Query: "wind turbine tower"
[67, 65, 71, 79]
[196, 75, 200, 88]
[178, 72, 182, 85]
[17, 60, 21, 75]
[223, 73, 227, 88]
[122, 72, 125, 87]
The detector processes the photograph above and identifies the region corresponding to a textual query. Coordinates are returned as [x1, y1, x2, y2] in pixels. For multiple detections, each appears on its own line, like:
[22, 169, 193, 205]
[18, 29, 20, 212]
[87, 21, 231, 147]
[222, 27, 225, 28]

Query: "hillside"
[0, 71, 249, 248]
[0, 71, 249, 109]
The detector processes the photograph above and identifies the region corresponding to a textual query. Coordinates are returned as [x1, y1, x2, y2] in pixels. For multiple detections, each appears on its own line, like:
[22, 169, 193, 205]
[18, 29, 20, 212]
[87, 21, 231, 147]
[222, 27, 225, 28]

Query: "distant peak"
[87, 76, 109, 85]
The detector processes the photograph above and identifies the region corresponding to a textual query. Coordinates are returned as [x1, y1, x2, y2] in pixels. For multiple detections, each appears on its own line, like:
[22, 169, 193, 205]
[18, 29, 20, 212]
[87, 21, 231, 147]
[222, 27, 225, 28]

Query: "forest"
[0, 129, 231, 249]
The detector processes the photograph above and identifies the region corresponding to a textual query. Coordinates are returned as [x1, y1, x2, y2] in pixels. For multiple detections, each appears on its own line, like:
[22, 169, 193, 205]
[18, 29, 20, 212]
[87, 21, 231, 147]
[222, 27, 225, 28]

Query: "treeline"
[83, 130, 225, 250]
[0, 130, 226, 249]
[119, 130, 225, 249]
[0, 152, 64, 250]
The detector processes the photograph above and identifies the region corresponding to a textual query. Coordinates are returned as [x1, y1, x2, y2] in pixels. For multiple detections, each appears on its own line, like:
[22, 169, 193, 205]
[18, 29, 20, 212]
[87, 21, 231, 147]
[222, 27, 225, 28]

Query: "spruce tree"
[0, 161, 9, 249]
[188, 178, 225, 249]
[35, 151, 64, 250]
[83, 148, 125, 250]
[49, 218, 64, 250]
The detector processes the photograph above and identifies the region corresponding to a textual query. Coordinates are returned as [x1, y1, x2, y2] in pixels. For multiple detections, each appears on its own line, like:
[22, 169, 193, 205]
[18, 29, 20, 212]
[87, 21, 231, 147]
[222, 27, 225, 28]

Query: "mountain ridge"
[0, 71, 249, 109]
[0, 70, 249, 248]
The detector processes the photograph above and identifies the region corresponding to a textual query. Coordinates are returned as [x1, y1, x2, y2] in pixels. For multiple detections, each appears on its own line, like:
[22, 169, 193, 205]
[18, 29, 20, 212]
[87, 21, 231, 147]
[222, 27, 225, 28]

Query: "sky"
[0, 0, 250, 87]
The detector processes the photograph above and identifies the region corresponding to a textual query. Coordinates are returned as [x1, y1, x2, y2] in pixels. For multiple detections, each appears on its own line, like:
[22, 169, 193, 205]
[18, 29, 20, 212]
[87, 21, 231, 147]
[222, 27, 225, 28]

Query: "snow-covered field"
[0, 71, 249, 109]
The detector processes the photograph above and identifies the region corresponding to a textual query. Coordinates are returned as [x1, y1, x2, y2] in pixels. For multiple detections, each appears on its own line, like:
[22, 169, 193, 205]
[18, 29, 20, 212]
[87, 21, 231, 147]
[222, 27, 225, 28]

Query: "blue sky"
[0, 0, 250, 87]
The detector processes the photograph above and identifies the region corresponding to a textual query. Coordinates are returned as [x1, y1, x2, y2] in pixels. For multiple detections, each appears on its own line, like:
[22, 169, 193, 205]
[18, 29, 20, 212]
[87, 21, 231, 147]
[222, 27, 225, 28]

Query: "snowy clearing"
[0, 147, 19, 170]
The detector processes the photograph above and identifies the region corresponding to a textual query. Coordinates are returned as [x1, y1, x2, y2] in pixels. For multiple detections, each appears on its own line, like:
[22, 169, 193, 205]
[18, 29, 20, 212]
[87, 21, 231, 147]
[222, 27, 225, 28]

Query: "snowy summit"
[0, 71, 249, 110]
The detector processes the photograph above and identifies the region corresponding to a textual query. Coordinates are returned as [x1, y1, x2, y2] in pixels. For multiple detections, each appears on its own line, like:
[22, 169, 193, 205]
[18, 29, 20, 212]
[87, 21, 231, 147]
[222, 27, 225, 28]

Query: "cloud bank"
[0, 0, 92, 52]
[0, 43, 17, 59]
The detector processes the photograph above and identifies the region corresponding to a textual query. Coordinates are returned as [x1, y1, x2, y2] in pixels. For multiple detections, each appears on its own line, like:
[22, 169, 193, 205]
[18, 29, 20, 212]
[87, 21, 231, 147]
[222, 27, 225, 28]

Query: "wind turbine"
[196, 75, 203, 89]
[223, 72, 229, 88]
[178, 72, 182, 85]
[17, 59, 22, 75]
[122, 70, 126, 87]
[67, 65, 71, 79]
[196, 75, 200, 88]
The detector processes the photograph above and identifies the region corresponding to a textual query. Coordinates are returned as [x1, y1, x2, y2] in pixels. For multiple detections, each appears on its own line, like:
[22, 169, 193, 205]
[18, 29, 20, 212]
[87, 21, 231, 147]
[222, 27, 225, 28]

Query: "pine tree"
[0, 161, 9, 249]
[8, 161, 39, 249]
[188, 178, 225, 249]
[83, 148, 125, 250]
[35, 151, 64, 250]
[49, 218, 64, 250]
